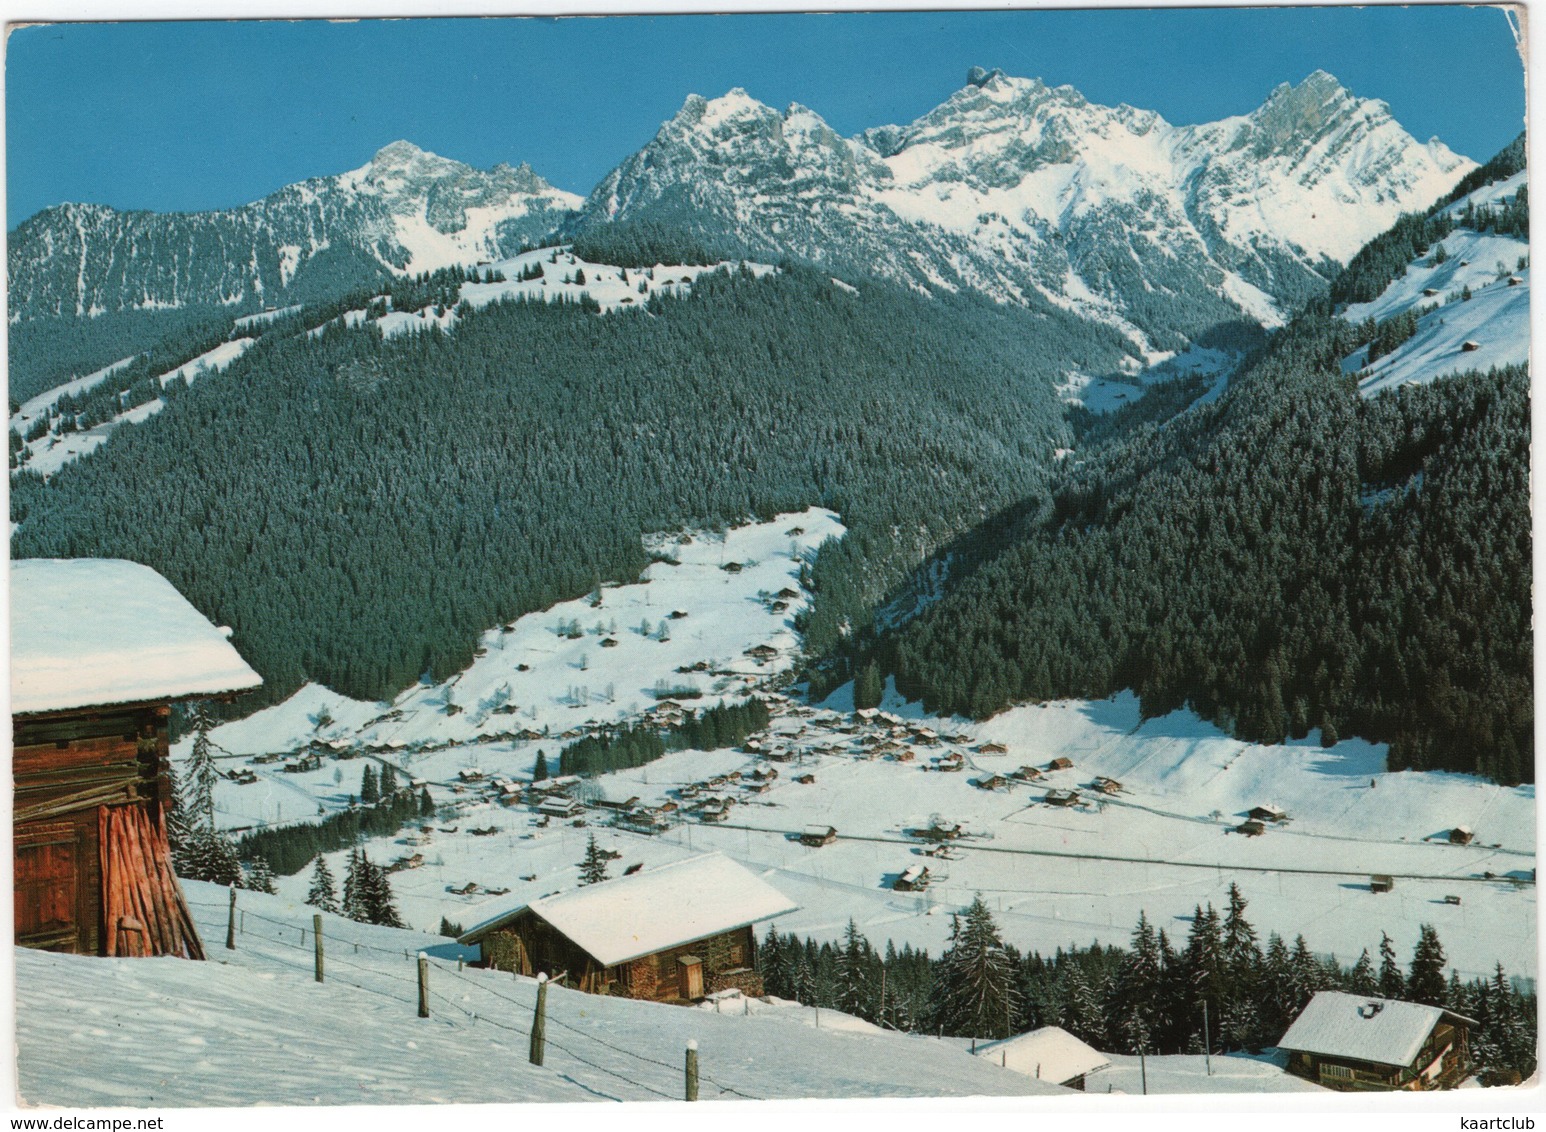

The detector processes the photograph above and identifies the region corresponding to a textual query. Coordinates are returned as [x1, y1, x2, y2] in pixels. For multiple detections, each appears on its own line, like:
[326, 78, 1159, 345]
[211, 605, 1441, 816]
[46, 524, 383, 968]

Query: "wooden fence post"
[530, 973, 548, 1065]
[685, 1040, 699, 1102]
[225, 886, 237, 950]
[313, 914, 324, 983]
[417, 952, 429, 1018]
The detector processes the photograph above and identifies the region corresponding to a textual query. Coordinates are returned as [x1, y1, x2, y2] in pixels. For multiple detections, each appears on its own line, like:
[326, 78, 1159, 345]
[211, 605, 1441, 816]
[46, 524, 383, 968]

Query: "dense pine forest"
[11, 264, 1133, 711]
[870, 154, 1532, 783]
[755, 887, 1537, 1085]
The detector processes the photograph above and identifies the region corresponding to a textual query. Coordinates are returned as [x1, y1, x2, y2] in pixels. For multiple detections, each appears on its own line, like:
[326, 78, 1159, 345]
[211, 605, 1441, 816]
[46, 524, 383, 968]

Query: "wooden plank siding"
[13, 702, 202, 958]
[477, 913, 760, 1004]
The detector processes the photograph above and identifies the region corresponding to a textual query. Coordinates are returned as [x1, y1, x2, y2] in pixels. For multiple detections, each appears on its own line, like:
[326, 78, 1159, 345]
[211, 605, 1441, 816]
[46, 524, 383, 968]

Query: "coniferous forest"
[11, 265, 1132, 711]
[757, 887, 1537, 1085]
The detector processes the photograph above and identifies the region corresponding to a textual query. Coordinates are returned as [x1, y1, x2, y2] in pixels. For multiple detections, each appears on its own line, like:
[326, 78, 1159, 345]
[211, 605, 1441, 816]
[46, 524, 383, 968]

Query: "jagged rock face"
[8, 142, 582, 321]
[571, 70, 1473, 347]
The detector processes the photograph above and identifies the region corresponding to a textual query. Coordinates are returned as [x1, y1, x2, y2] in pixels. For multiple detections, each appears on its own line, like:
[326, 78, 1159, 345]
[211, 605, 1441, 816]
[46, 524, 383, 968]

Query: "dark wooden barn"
[459, 853, 797, 1002]
[1279, 991, 1474, 1091]
[12, 559, 263, 958]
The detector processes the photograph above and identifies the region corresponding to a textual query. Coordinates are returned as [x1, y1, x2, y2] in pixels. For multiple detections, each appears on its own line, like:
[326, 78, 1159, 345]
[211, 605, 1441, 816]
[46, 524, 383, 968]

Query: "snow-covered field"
[1059, 345, 1237, 416]
[13, 881, 1066, 1106]
[1339, 177, 1529, 398]
[182, 508, 1534, 989]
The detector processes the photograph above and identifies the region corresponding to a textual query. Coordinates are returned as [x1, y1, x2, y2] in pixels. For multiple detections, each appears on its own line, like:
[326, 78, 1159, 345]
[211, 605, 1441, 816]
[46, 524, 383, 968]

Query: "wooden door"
[15, 819, 90, 952]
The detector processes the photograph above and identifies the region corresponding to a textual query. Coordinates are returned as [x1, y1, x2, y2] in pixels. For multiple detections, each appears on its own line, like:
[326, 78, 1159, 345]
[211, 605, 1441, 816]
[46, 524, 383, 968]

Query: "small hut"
[976, 741, 1009, 756]
[975, 1026, 1111, 1090]
[1093, 776, 1122, 795]
[1047, 757, 1074, 771]
[1447, 826, 1475, 845]
[1370, 875, 1395, 894]
[1235, 820, 1266, 837]
[893, 864, 931, 892]
[974, 774, 1010, 791]
[800, 824, 838, 847]
[1249, 804, 1287, 823]
[1044, 789, 1081, 807]
[12, 559, 263, 958]
[460, 854, 796, 1001]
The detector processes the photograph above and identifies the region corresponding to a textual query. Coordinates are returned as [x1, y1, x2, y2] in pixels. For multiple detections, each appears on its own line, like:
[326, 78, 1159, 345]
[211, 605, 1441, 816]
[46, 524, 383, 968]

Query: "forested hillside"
[880, 313, 1530, 781]
[11, 265, 1133, 711]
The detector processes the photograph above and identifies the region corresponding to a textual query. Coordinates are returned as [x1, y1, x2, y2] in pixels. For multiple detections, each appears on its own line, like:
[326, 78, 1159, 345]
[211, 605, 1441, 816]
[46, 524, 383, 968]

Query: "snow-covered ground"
[12, 338, 255, 478]
[1059, 345, 1237, 416]
[183, 509, 843, 825]
[303, 247, 780, 344]
[1339, 220, 1529, 398]
[13, 881, 1067, 1106]
[1085, 1051, 1321, 1095]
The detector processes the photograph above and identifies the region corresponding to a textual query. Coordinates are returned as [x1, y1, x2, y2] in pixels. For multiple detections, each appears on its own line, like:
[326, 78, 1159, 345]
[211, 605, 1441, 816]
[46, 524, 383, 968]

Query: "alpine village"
[7, 19, 1537, 1110]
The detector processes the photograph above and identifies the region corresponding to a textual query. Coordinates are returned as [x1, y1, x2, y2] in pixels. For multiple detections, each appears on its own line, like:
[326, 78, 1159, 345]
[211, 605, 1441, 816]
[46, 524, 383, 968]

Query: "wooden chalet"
[1235, 819, 1266, 837]
[1447, 826, 1475, 845]
[974, 774, 1010, 791]
[976, 742, 1009, 756]
[1279, 992, 1474, 1091]
[910, 821, 963, 842]
[1012, 765, 1044, 781]
[1044, 789, 1081, 807]
[459, 854, 797, 1002]
[1047, 757, 1073, 771]
[12, 559, 263, 958]
[1248, 804, 1287, 823]
[975, 1026, 1111, 1090]
[1092, 776, 1122, 795]
[893, 864, 930, 891]
[800, 824, 838, 847]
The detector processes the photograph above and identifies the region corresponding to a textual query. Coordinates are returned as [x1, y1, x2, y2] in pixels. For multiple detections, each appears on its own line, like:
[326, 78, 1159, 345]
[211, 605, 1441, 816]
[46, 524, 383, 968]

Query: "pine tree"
[853, 663, 884, 711]
[1347, 948, 1377, 996]
[579, 833, 609, 885]
[1407, 924, 1448, 1006]
[177, 703, 221, 838]
[361, 765, 379, 805]
[419, 786, 434, 816]
[837, 919, 870, 1020]
[174, 828, 243, 886]
[379, 763, 398, 797]
[1377, 931, 1406, 999]
[343, 849, 367, 921]
[243, 855, 278, 895]
[306, 855, 340, 914]
[533, 751, 549, 781]
[359, 853, 404, 928]
[933, 895, 1018, 1038]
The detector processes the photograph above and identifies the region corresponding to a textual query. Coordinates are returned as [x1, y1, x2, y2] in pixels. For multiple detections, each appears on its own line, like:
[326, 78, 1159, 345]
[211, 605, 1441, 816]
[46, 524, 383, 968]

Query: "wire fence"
[187, 893, 767, 1102]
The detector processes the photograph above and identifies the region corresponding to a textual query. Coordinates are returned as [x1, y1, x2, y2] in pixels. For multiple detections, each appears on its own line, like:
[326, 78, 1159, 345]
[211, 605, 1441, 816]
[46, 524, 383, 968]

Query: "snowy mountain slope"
[11, 338, 255, 478]
[14, 881, 1067, 1106]
[8, 142, 581, 321]
[1337, 170, 1529, 396]
[571, 69, 1472, 347]
[182, 510, 840, 783]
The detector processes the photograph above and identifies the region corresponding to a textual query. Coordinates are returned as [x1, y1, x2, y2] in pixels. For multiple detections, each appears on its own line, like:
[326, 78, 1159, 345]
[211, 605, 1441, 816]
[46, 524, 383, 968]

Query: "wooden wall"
[13, 704, 202, 958]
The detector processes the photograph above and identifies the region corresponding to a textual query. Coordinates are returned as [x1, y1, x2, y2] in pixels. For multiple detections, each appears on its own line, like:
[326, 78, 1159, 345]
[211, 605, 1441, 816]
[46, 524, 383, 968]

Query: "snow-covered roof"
[460, 853, 798, 967]
[976, 1026, 1110, 1084]
[1277, 992, 1475, 1068]
[11, 559, 263, 716]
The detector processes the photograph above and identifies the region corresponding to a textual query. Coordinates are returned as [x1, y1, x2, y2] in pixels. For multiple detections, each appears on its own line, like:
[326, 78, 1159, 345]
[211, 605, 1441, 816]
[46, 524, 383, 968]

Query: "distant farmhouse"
[1278, 991, 1475, 1090]
[459, 853, 796, 1002]
[11, 560, 263, 958]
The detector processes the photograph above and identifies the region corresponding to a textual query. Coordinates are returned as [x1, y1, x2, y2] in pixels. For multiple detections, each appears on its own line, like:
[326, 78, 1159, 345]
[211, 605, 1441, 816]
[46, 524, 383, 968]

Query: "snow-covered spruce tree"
[579, 833, 609, 886]
[1406, 924, 1448, 1007]
[176, 829, 244, 887]
[360, 765, 379, 805]
[379, 763, 398, 797]
[418, 786, 434, 817]
[932, 895, 1018, 1039]
[242, 855, 278, 895]
[342, 849, 367, 922]
[1108, 911, 1166, 1050]
[837, 919, 871, 1020]
[757, 924, 791, 999]
[1377, 931, 1406, 999]
[359, 853, 405, 929]
[533, 750, 549, 782]
[306, 855, 341, 914]
[179, 702, 221, 830]
[852, 663, 883, 711]
[1346, 948, 1378, 996]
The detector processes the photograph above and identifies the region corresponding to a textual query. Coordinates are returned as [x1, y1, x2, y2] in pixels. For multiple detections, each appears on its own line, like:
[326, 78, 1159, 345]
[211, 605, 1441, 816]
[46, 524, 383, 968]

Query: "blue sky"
[6, 8, 1526, 226]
